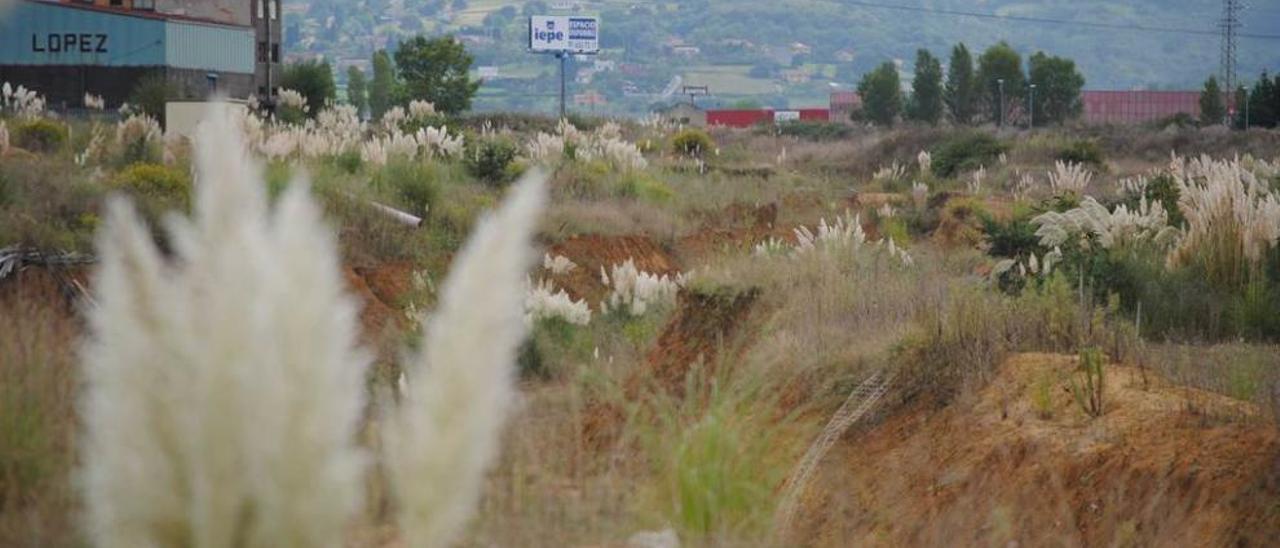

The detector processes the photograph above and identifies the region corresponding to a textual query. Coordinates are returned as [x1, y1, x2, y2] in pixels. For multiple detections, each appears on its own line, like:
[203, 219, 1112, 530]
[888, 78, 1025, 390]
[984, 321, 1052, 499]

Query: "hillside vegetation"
[3, 83, 1280, 546]
[288, 0, 1280, 113]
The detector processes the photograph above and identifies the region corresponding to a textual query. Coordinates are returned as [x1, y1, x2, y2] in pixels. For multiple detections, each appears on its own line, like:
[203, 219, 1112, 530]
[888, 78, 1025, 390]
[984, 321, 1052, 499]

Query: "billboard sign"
[529, 15, 599, 54]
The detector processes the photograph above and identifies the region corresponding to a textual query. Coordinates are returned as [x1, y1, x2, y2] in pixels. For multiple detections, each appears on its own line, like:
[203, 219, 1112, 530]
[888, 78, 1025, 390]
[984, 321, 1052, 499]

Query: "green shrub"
[127, 72, 178, 124]
[928, 132, 1008, 178]
[1122, 173, 1184, 227]
[465, 137, 519, 185]
[1057, 139, 1105, 167]
[617, 172, 674, 203]
[981, 213, 1043, 262]
[637, 372, 801, 541]
[671, 128, 715, 158]
[1030, 369, 1055, 419]
[330, 149, 364, 174]
[108, 163, 190, 204]
[1069, 347, 1105, 418]
[12, 120, 67, 153]
[373, 160, 441, 218]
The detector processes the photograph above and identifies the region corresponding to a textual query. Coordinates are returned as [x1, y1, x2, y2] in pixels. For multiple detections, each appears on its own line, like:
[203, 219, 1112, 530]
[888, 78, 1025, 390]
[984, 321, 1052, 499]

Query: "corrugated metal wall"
[0, 1, 166, 67]
[0, 1, 252, 74]
[1083, 91, 1201, 124]
[166, 23, 253, 74]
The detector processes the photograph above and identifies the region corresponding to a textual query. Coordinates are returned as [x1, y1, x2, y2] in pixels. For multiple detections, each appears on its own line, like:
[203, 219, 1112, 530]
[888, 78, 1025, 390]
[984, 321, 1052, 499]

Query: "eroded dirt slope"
[796, 353, 1280, 547]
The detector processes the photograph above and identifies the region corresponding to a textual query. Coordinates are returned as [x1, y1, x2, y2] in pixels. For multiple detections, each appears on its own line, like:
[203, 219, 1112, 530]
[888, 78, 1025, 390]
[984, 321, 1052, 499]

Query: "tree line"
[278, 35, 482, 119]
[856, 41, 1085, 128]
[1200, 71, 1280, 129]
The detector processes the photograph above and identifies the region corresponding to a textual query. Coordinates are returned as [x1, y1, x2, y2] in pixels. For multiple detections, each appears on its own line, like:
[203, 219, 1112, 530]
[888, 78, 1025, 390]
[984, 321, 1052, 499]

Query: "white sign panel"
[529, 15, 599, 54]
[774, 110, 801, 123]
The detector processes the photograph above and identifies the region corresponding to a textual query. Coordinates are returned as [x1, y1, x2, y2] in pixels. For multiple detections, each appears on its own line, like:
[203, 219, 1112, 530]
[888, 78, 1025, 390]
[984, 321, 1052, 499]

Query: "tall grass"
[81, 109, 370, 547]
[0, 301, 77, 547]
[385, 170, 547, 547]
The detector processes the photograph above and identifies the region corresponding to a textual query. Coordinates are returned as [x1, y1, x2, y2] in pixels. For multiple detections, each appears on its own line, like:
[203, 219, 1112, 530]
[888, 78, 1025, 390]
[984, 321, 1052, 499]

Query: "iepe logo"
[534, 20, 565, 45]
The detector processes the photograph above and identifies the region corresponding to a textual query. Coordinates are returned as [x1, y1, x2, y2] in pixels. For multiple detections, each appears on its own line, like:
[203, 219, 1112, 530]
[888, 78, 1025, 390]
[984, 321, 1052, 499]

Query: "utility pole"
[1244, 87, 1250, 129]
[1220, 0, 1241, 125]
[997, 78, 1005, 127]
[1028, 83, 1037, 129]
[558, 51, 567, 120]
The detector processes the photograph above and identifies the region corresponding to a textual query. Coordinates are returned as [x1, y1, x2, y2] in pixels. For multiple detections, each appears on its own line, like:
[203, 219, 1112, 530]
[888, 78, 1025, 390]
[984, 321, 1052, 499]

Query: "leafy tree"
[976, 42, 1025, 125]
[370, 49, 397, 119]
[279, 59, 336, 116]
[857, 61, 902, 127]
[346, 66, 368, 117]
[394, 36, 482, 115]
[907, 49, 944, 126]
[522, 1, 549, 17]
[1199, 76, 1226, 126]
[1231, 86, 1248, 129]
[945, 43, 978, 125]
[1027, 52, 1084, 126]
[128, 72, 178, 124]
[1246, 72, 1276, 128]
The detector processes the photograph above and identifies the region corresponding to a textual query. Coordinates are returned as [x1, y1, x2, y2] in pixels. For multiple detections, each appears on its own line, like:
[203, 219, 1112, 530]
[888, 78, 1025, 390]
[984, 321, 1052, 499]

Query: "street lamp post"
[1244, 88, 1250, 129]
[1028, 84, 1037, 129]
[997, 78, 1005, 127]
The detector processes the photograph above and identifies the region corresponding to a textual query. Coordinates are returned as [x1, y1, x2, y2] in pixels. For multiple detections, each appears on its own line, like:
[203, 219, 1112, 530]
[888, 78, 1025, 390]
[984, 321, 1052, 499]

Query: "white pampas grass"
[794, 213, 867, 253]
[386, 170, 548, 547]
[911, 181, 928, 210]
[1032, 195, 1176, 251]
[526, 278, 592, 326]
[276, 88, 309, 113]
[408, 99, 437, 120]
[115, 114, 162, 148]
[543, 253, 578, 275]
[1167, 155, 1280, 276]
[1048, 160, 1092, 194]
[967, 165, 986, 195]
[601, 259, 683, 316]
[916, 151, 932, 175]
[84, 93, 106, 110]
[873, 162, 906, 182]
[0, 120, 8, 154]
[81, 106, 369, 547]
[525, 121, 647, 170]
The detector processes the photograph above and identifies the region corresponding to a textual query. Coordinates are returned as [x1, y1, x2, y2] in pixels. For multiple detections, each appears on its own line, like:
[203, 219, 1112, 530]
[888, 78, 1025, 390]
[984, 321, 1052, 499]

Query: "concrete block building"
[0, 0, 282, 109]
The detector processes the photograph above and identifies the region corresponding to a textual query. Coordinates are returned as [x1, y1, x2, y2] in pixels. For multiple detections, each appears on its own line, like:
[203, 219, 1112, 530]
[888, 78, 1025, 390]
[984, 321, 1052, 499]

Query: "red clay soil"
[543, 234, 680, 305]
[640, 288, 762, 396]
[340, 266, 408, 342]
[582, 287, 763, 450]
[792, 353, 1280, 547]
[353, 261, 416, 310]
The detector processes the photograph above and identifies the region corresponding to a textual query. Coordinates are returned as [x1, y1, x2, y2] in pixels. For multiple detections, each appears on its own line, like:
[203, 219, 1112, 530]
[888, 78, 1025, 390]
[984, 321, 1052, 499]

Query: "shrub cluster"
[465, 136, 520, 185]
[928, 132, 1008, 178]
[12, 119, 67, 153]
[671, 128, 715, 158]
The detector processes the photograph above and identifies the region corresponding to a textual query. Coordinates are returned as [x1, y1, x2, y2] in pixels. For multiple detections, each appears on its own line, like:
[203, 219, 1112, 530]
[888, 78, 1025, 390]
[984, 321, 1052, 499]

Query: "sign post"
[528, 15, 599, 119]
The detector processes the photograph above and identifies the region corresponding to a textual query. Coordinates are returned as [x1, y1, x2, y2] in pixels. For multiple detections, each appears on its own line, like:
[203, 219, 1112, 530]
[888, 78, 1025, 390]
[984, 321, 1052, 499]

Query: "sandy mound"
[795, 353, 1280, 546]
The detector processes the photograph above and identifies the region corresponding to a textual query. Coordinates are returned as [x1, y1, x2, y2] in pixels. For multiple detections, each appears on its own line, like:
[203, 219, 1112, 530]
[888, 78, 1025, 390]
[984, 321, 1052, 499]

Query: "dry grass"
[0, 300, 78, 548]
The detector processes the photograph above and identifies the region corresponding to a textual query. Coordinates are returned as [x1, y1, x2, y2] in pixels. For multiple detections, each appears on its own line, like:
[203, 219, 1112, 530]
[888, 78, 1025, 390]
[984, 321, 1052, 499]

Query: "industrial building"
[1082, 91, 1202, 125]
[0, 0, 281, 109]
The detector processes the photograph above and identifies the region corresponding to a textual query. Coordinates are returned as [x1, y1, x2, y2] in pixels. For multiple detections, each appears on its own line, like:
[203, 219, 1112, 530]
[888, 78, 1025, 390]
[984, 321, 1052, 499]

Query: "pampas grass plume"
[386, 169, 548, 547]
[81, 106, 369, 547]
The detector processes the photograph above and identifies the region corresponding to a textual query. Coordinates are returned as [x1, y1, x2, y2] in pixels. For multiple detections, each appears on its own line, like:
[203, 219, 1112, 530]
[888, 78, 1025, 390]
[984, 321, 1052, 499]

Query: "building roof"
[28, 0, 249, 29]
